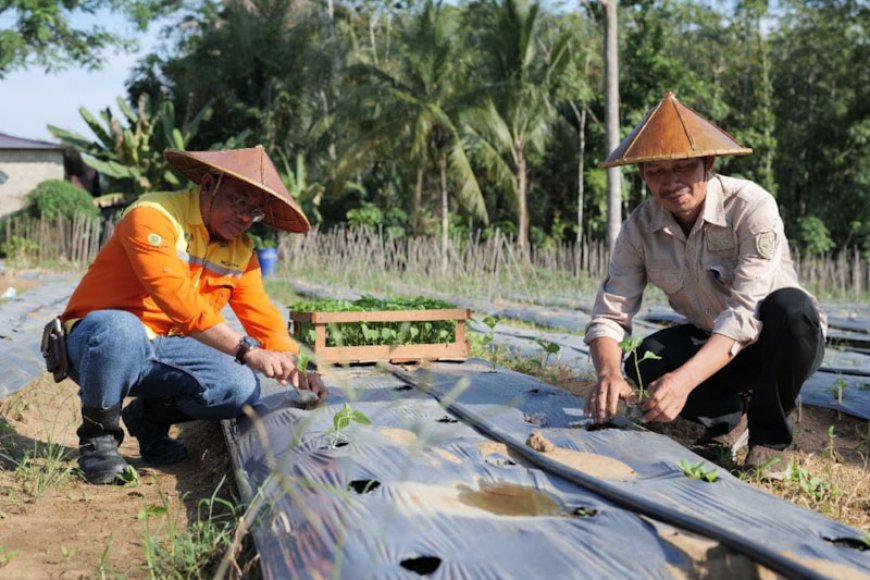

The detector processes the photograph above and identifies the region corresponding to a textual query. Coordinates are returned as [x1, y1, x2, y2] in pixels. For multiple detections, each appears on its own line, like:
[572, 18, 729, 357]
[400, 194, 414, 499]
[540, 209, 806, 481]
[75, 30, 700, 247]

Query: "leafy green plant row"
[289, 296, 458, 347]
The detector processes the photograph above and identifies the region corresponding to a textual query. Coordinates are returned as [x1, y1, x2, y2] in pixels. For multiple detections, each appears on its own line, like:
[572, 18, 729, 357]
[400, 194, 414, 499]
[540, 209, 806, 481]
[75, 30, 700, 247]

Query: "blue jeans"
[67, 310, 260, 419]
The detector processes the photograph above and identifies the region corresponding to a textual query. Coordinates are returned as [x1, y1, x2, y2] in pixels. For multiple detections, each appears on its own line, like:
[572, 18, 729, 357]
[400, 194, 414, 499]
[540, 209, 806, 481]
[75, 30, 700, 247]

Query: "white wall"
[0, 150, 66, 216]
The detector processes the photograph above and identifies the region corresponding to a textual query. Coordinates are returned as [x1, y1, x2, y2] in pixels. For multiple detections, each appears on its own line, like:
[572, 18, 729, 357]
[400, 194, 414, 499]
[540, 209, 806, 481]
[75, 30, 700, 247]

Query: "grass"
[10, 440, 77, 499]
[139, 479, 244, 579]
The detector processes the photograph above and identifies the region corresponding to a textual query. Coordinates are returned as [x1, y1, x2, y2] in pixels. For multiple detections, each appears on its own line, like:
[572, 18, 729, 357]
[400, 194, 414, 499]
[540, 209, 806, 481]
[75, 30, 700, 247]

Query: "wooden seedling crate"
[289, 308, 471, 364]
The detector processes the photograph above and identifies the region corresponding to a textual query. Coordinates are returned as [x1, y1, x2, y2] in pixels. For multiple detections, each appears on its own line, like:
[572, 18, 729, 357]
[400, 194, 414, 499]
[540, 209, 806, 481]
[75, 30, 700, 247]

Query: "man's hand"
[244, 348, 299, 383]
[305, 371, 328, 404]
[641, 372, 691, 423]
[585, 374, 636, 424]
[244, 349, 327, 403]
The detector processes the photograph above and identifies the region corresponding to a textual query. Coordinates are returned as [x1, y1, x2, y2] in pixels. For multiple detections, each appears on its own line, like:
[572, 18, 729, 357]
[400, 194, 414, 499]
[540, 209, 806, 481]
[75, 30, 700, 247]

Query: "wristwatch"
[234, 336, 260, 365]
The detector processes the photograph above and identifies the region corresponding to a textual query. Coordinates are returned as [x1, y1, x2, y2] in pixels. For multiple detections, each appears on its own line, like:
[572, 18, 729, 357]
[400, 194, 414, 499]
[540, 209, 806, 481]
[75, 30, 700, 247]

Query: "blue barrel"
[256, 247, 279, 277]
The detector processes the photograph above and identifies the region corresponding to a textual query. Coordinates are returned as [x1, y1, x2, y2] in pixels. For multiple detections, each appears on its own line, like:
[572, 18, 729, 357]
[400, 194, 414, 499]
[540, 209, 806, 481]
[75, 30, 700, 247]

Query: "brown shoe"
[691, 413, 749, 463]
[744, 444, 792, 481]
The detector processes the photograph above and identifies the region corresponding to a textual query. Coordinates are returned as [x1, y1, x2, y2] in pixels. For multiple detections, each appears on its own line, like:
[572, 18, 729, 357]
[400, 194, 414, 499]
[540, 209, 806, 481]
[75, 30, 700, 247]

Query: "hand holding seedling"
[244, 349, 327, 403]
[585, 337, 638, 424]
[641, 372, 692, 423]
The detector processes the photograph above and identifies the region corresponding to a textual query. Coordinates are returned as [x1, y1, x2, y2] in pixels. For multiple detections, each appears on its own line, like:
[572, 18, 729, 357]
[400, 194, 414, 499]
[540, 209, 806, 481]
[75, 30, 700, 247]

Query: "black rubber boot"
[77, 405, 130, 485]
[122, 397, 191, 466]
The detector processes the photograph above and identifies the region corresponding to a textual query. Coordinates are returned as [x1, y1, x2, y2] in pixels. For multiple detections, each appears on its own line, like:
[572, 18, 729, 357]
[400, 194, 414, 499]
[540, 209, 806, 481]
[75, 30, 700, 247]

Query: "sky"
[0, 13, 165, 143]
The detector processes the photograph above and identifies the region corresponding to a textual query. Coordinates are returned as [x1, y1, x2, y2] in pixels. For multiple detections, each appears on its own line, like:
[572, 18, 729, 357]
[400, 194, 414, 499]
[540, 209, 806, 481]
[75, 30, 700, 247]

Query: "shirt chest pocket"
[646, 263, 684, 295]
[201, 276, 238, 307]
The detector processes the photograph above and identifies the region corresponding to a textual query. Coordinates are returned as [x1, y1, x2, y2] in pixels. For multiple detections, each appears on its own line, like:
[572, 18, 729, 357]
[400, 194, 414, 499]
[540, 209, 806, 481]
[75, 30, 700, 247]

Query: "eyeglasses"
[226, 193, 268, 223]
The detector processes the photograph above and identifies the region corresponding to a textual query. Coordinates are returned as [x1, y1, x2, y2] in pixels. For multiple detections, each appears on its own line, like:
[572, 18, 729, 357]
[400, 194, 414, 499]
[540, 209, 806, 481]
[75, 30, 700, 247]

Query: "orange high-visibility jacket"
[62, 187, 298, 353]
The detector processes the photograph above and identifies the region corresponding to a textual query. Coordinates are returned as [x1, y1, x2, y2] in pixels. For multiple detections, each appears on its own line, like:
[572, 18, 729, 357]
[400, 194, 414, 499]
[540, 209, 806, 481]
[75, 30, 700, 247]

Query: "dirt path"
[0, 374, 247, 578]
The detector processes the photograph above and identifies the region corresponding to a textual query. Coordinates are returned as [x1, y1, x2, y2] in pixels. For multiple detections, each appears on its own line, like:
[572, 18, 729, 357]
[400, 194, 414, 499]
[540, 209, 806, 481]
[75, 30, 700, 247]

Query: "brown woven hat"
[600, 92, 752, 168]
[165, 145, 310, 233]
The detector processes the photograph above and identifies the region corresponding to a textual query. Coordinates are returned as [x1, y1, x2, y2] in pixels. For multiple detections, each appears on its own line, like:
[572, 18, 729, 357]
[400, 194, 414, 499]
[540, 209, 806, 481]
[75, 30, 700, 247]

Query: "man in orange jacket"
[62, 146, 326, 484]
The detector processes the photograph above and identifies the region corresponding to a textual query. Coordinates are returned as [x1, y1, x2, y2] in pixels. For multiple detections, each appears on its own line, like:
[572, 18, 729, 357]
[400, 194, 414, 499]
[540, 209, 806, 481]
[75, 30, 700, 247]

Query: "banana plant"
[277, 152, 324, 226]
[48, 94, 212, 199]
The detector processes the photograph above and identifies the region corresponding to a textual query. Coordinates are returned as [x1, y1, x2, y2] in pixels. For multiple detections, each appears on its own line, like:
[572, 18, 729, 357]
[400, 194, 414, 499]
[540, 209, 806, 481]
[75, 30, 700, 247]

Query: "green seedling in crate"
[290, 296, 456, 347]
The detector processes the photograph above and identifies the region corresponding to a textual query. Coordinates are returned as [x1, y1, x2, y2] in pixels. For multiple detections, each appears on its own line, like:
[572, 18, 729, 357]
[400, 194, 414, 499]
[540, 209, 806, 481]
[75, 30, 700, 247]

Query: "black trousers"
[624, 288, 825, 449]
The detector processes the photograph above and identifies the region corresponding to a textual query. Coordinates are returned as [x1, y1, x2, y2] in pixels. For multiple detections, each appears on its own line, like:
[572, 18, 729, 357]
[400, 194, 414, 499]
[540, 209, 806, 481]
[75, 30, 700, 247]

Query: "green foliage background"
[18, 0, 870, 256]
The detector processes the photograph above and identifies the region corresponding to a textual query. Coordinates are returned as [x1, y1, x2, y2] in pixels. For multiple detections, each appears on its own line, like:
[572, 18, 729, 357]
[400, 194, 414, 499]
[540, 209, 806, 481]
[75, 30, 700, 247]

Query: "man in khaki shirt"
[584, 93, 825, 480]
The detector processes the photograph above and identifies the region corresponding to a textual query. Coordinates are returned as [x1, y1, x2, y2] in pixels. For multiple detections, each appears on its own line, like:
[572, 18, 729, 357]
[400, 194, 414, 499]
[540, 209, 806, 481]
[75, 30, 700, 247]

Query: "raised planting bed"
[288, 296, 471, 364]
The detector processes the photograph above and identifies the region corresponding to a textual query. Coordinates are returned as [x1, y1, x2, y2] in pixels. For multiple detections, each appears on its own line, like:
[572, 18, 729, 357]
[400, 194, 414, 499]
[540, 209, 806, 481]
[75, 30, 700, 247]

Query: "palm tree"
[463, 0, 572, 258]
[341, 0, 487, 269]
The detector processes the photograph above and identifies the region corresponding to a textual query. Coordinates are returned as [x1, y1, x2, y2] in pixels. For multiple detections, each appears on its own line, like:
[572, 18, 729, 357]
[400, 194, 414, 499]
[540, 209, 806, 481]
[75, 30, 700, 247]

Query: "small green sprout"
[619, 336, 663, 401]
[829, 378, 848, 402]
[326, 403, 372, 448]
[535, 338, 561, 366]
[0, 546, 18, 567]
[118, 465, 140, 487]
[677, 459, 720, 483]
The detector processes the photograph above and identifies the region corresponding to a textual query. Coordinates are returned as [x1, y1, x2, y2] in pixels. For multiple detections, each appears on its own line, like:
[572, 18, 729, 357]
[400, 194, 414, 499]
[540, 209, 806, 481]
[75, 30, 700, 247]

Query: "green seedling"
[0, 546, 18, 567]
[477, 315, 500, 368]
[862, 533, 870, 549]
[326, 403, 372, 448]
[60, 545, 76, 559]
[290, 296, 456, 347]
[619, 336, 663, 402]
[297, 352, 311, 372]
[784, 462, 843, 512]
[535, 338, 561, 366]
[829, 378, 848, 403]
[677, 459, 720, 483]
[118, 465, 140, 487]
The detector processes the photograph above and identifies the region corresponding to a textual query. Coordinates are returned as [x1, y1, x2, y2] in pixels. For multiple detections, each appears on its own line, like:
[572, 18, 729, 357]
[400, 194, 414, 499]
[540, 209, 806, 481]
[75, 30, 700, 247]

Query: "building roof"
[0, 132, 64, 151]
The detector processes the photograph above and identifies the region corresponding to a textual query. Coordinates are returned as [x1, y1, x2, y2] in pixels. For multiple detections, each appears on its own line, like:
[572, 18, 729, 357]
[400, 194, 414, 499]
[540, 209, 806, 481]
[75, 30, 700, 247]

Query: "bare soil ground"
[0, 374, 251, 578]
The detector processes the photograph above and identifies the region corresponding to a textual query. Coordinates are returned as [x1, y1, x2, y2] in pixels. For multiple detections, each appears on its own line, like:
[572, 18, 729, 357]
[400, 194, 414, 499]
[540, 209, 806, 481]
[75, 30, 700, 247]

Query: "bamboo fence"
[2, 217, 868, 300]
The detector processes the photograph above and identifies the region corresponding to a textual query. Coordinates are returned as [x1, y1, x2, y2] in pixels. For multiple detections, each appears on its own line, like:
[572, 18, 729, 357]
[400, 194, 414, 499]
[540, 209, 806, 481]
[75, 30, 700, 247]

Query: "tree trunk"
[602, 0, 622, 251]
[439, 156, 449, 273]
[569, 101, 587, 245]
[412, 163, 425, 236]
[516, 140, 529, 262]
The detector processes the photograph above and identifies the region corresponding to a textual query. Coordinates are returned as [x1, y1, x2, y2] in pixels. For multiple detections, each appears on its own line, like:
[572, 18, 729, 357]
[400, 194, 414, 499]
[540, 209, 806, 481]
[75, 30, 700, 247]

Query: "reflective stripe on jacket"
[62, 187, 297, 352]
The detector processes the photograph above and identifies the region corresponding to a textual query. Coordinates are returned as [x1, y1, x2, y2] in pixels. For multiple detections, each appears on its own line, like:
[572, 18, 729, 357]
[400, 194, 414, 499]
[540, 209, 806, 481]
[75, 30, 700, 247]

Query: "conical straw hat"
[600, 92, 752, 168]
[165, 145, 310, 233]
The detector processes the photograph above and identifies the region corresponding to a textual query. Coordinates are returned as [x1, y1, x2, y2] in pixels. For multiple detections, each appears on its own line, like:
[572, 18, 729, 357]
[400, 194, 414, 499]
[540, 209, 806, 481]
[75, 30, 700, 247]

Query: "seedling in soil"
[783, 462, 843, 511]
[0, 546, 18, 567]
[118, 465, 140, 487]
[677, 459, 720, 483]
[826, 425, 837, 462]
[619, 336, 662, 413]
[535, 338, 561, 367]
[326, 403, 372, 448]
[828, 378, 848, 403]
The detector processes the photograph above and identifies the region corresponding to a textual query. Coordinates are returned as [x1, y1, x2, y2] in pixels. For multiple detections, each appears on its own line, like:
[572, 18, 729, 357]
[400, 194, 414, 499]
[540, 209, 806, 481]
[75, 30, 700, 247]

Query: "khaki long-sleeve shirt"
[584, 173, 825, 355]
